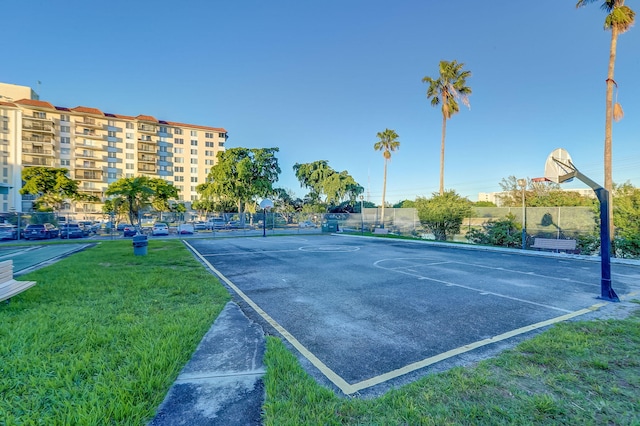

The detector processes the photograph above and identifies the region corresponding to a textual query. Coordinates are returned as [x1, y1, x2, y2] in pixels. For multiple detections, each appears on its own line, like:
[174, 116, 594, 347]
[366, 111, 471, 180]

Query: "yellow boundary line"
[185, 240, 635, 395]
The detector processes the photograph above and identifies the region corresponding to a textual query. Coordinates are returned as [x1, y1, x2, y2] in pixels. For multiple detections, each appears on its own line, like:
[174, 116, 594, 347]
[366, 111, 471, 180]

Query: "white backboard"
[544, 148, 575, 183]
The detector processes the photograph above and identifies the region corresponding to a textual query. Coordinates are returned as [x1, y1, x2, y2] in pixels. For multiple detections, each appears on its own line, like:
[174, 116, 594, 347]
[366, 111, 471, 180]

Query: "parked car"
[60, 223, 85, 239]
[151, 223, 169, 236]
[193, 221, 209, 231]
[209, 219, 226, 230]
[24, 223, 59, 240]
[122, 225, 138, 237]
[299, 220, 317, 228]
[178, 223, 194, 235]
[0, 224, 17, 240]
[117, 222, 131, 231]
[226, 220, 242, 229]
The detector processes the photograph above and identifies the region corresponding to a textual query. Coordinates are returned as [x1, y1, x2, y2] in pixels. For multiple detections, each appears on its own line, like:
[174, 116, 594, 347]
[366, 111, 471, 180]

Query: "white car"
[151, 223, 169, 236]
[299, 220, 317, 228]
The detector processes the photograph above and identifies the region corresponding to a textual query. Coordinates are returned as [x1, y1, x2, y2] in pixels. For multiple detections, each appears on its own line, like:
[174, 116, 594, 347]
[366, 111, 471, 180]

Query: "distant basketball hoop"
[259, 198, 274, 237]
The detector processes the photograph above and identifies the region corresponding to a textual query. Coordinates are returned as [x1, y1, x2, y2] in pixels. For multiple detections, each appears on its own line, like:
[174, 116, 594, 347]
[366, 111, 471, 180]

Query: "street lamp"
[517, 178, 527, 250]
[359, 195, 364, 234]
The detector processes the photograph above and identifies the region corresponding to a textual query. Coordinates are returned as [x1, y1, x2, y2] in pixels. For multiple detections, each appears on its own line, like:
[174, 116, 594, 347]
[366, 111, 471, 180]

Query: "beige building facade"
[0, 82, 226, 214]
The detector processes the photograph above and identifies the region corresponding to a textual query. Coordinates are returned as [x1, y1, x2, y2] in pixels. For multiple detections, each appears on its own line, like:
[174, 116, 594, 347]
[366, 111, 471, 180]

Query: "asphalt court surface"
[186, 235, 640, 396]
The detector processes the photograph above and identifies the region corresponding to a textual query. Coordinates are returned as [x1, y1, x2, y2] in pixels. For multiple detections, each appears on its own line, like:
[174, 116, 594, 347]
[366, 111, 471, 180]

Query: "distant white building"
[478, 188, 595, 207]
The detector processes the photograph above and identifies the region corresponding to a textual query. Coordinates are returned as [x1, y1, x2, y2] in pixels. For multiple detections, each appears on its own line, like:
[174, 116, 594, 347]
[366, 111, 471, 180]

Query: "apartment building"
[0, 82, 226, 214]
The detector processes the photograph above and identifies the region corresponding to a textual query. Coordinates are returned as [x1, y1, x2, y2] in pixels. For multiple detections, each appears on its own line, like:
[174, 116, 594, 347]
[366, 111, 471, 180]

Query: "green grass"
[263, 304, 640, 425]
[0, 240, 230, 425]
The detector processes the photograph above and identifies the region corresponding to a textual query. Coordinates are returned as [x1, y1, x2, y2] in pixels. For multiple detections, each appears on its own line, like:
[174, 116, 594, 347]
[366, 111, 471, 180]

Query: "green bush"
[466, 214, 522, 248]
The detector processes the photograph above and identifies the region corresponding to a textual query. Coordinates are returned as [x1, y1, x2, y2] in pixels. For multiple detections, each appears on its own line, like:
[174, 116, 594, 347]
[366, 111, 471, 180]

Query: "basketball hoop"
[544, 148, 575, 184]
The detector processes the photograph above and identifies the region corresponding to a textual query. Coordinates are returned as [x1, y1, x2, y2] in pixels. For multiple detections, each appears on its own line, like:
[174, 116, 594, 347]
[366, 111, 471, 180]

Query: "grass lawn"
[2, 237, 639, 425]
[0, 239, 230, 425]
[263, 305, 640, 425]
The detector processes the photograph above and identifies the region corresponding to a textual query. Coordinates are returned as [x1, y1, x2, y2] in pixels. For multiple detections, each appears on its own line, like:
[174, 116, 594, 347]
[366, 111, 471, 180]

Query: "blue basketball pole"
[553, 158, 619, 302]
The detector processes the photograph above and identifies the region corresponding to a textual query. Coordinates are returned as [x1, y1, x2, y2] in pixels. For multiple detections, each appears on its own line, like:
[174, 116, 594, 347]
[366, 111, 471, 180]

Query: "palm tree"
[422, 60, 472, 195]
[576, 0, 635, 241]
[374, 129, 400, 228]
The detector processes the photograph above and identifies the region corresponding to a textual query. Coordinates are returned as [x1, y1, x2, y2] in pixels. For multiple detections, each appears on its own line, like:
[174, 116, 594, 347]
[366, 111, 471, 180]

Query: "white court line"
[374, 258, 573, 313]
[184, 241, 617, 396]
[184, 240, 354, 395]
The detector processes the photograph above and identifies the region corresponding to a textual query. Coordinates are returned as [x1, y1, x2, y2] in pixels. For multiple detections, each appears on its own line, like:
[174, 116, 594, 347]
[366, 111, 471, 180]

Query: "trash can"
[132, 234, 148, 256]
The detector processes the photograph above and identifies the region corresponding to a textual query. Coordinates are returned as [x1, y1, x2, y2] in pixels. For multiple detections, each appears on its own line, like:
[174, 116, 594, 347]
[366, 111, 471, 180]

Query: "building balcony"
[75, 118, 102, 129]
[75, 141, 106, 150]
[138, 154, 157, 163]
[75, 172, 103, 181]
[138, 165, 157, 173]
[22, 123, 54, 133]
[23, 148, 55, 156]
[75, 162, 106, 171]
[75, 151, 106, 161]
[23, 135, 55, 143]
[138, 124, 157, 134]
[76, 130, 105, 140]
[23, 157, 54, 167]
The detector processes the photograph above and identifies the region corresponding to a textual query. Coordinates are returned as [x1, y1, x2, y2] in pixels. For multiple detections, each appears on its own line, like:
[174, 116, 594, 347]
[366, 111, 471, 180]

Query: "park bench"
[0, 260, 37, 303]
[373, 228, 389, 235]
[531, 238, 577, 253]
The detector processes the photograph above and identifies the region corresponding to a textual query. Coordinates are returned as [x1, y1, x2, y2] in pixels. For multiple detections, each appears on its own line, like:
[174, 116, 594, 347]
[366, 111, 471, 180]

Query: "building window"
[191, 177, 198, 182]
[175, 138, 184, 144]
[174, 148, 183, 154]
[175, 166, 184, 172]
[33, 112, 46, 119]
[175, 157, 184, 163]
[218, 132, 225, 138]
[60, 114, 70, 122]
[108, 120, 116, 127]
[190, 140, 198, 146]
[126, 133, 133, 139]
[174, 128, 182, 135]
[174, 176, 184, 182]
[205, 132, 213, 138]
[205, 150, 214, 156]
[108, 172, 117, 179]
[60, 137, 70, 144]
[60, 159, 70, 166]
[126, 143, 134, 150]
[108, 130, 117, 137]
[218, 142, 225, 147]
[159, 126, 167, 133]
[190, 167, 197, 174]
[190, 149, 197, 155]
[126, 153, 134, 160]
[126, 122, 134, 129]
[126, 163, 134, 169]
[108, 152, 116, 158]
[108, 141, 117, 148]
[205, 141, 214, 147]
[190, 158, 197, 164]
[191, 186, 197, 192]
[190, 130, 197, 137]
[205, 159, 214, 165]
[60, 148, 70, 155]
[60, 125, 70, 133]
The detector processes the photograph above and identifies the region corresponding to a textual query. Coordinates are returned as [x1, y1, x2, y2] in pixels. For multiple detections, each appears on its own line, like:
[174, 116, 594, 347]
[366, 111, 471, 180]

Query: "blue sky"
[2, 0, 639, 203]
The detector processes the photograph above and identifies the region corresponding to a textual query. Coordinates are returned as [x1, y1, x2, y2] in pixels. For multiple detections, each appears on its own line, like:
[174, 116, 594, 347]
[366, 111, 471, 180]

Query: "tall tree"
[293, 160, 363, 210]
[373, 129, 400, 228]
[20, 167, 98, 212]
[198, 148, 281, 221]
[105, 176, 154, 226]
[576, 0, 635, 241]
[422, 60, 472, 195]
[147, 178, 180, 221]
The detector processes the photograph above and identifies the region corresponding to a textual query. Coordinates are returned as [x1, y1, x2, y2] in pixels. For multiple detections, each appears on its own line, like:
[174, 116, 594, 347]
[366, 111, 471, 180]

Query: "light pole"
[359, 195, 364, 234]
[259, 198, 273, 237]
[517, 178, 527, 250]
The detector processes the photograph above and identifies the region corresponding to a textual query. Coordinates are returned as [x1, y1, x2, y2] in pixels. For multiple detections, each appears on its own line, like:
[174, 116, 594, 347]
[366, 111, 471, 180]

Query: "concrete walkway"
[149, 302, 266, 426]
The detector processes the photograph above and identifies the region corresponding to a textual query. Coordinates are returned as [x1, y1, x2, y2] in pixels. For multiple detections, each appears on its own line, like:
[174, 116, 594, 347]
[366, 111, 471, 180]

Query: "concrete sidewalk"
[149, 302, 266, 426]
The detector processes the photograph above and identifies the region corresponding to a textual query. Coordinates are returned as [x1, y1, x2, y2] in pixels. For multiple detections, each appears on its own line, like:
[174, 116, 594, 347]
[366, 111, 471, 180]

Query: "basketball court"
[185, 234, 640, 396]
